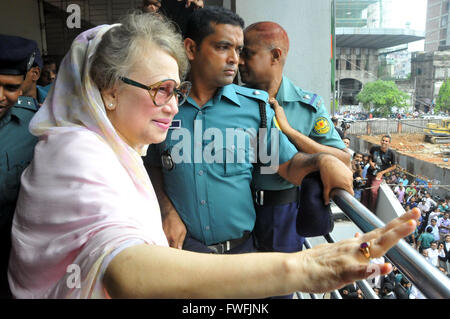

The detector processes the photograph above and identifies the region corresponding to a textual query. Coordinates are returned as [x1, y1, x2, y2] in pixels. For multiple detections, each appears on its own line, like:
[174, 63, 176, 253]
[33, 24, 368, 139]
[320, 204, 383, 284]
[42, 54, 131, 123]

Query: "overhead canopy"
[336, 28, 425, 49]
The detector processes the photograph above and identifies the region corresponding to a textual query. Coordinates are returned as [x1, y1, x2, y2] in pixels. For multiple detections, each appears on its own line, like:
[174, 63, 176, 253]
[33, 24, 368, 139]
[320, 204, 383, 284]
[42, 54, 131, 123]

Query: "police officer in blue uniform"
[144, 7, 353, 258]
[239, 22, 351, 296]
[14, 37, 48, 107]
[0, 34, 40, 298]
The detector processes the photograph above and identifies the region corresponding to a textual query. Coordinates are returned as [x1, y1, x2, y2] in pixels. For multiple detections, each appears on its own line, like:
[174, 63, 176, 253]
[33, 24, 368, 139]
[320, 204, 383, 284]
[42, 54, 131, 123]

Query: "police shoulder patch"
[313, 117, 331, 135]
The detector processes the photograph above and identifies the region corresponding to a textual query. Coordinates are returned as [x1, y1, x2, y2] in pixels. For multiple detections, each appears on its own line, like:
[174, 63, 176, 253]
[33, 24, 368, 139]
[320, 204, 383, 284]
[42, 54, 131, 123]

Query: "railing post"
[397, 120, 402, 133]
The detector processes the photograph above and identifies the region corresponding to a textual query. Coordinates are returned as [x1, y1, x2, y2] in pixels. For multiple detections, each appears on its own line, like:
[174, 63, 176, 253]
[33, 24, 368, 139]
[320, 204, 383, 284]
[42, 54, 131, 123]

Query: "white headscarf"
[30, 24, 152, 194]
[9, 24, 168, 299]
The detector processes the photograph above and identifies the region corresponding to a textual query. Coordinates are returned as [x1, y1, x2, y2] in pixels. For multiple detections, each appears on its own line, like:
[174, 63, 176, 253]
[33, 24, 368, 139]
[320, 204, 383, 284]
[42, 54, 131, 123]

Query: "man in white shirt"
[424, 193, 437, 212]
[409, 285, 426, 299]
[425, 241, 445, 267]
[428, 209, 441, 226]
[417, 199, 428, 215]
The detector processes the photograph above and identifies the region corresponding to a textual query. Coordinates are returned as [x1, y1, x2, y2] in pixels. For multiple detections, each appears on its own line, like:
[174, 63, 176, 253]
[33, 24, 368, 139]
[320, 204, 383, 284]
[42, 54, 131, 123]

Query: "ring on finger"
[359, 241, 371, 259]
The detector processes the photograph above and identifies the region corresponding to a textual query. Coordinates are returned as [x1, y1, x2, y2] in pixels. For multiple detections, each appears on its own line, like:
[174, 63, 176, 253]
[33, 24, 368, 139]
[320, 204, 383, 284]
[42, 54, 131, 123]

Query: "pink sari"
[8, 25, 168, 298]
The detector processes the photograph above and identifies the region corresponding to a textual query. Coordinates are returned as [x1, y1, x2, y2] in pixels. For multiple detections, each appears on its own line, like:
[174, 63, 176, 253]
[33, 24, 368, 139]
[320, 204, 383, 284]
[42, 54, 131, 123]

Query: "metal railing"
[297, 189, 450, 299]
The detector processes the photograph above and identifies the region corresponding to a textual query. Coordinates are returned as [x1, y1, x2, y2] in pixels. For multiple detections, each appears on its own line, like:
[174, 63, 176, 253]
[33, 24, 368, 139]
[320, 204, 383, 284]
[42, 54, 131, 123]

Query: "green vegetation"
[435, 79, 450, 113]
[356, 80, 409, 117]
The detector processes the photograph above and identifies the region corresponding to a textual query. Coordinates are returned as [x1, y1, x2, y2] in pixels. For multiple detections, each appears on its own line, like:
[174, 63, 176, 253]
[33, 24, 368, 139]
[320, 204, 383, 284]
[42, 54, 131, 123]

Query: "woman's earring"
[107, 103, 114, 110]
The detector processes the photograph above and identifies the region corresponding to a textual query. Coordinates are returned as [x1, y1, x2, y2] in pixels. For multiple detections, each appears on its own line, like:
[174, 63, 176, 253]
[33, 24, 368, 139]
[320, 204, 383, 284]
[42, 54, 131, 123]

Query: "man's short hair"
[42, 55, 56, 67]
[143, 0, 161, 5]
[382, 134, 391, 142]
[185, 6, 244, 44]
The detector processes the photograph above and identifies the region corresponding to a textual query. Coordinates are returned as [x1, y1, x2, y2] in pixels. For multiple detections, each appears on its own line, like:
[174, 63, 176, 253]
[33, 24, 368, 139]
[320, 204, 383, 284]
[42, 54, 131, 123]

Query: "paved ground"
[358, 133, 450, 169]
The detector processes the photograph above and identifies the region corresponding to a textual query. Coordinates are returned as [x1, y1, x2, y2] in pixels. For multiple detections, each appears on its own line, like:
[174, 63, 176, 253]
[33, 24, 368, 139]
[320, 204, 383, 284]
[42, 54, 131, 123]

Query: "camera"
[353, 178, 367, 190]
[341, 119, 354, 131]
[372, 165, 380, 176]
[355, 161, 365, 168]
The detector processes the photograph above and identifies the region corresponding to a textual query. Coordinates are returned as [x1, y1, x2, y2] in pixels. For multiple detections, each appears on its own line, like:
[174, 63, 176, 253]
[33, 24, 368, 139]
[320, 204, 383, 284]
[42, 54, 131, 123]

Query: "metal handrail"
[331, 189, 450, 299]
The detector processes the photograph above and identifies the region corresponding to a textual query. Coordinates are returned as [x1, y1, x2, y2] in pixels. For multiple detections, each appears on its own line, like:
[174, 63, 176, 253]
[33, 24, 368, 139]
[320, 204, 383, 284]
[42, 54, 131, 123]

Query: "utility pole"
[331, 0, 336, 115]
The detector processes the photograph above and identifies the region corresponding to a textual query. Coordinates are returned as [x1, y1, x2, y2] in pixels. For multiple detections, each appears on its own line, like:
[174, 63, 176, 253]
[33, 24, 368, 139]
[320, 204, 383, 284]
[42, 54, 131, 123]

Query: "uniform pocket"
[213, 145, 253, 176]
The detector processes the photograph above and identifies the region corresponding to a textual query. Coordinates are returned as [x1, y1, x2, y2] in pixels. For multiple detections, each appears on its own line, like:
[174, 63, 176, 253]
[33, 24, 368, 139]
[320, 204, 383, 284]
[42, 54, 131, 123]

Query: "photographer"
[331, 116, 344, 139]
[361, 135, 397, 213]
[352, 152, 366, 201]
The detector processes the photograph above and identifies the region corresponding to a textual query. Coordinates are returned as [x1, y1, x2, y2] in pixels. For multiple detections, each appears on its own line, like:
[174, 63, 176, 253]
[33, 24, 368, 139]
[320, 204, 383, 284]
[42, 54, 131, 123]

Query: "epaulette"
[234, 85, 269, 103]
[15, 96, 39, 112]
[296, 88, 324, 111]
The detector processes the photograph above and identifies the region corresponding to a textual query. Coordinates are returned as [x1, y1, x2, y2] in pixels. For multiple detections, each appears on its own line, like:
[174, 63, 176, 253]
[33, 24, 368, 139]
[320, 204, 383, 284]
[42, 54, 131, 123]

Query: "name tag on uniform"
[170, 120, 181, 129]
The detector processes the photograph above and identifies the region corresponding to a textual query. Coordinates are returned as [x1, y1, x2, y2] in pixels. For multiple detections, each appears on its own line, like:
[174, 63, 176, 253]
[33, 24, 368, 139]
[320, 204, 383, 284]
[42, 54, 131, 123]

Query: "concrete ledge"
[352, 136, 450, 199]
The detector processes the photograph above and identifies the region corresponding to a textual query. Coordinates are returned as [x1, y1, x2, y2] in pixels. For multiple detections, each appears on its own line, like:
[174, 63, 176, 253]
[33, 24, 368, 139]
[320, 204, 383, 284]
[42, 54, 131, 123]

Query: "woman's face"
[106, 48, 180, 149]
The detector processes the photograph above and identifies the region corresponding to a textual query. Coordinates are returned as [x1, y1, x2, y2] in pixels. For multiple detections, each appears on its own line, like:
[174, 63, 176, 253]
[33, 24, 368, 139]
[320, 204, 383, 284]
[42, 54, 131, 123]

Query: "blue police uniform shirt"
[0, 97, 38, 223]
[146, 84, 297, 245]
[252, 76, 346, 191]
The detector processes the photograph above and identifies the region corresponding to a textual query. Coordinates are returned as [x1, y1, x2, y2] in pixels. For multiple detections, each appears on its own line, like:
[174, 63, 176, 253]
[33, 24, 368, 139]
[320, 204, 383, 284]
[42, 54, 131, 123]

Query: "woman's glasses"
[120, 77, 191, 106]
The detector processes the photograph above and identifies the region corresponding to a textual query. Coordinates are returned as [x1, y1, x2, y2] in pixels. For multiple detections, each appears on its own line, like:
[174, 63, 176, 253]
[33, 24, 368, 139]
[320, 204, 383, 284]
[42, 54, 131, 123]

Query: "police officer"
[0, 34, 40, 298]
[239, 21, 351, 297]
[15, 37, 48, 107]
[144, 7, 353, 256]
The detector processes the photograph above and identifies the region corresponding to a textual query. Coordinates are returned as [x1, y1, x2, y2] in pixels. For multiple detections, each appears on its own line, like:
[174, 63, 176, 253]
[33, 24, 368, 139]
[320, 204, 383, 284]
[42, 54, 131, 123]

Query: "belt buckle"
[209, 243, 226, 254]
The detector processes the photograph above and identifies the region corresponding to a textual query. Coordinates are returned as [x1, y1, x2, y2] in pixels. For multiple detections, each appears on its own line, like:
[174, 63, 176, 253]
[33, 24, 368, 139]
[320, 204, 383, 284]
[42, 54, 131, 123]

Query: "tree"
[356, 80, 409, 117]
[435, 79, 450, 113]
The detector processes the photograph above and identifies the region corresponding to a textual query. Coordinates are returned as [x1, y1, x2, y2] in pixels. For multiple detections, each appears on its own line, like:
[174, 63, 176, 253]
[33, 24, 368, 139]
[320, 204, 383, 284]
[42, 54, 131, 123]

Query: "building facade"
[425, 0, 450, 51]
[411, 49, 450, 111]
[335, 0, 424, 107]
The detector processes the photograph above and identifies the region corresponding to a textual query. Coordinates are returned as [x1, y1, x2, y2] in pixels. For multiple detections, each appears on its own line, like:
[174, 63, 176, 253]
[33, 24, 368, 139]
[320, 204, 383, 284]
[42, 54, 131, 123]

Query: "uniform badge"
[170, 120, 181, 129]
[313, 117, 331, 135]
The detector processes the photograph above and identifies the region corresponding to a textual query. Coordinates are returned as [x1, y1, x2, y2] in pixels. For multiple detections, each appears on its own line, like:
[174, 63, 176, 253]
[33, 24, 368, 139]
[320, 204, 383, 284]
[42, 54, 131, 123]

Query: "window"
[365, 58, 369, 71]
[346, 60, 352, 70]
[336, 59, 340, 70]
[441, 15, 448, 28]
[356, 58, 361, 70]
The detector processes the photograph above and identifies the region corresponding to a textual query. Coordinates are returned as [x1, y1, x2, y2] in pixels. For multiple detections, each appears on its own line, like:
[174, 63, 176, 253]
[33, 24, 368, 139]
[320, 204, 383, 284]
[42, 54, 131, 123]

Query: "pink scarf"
[8, 25, 168, 299]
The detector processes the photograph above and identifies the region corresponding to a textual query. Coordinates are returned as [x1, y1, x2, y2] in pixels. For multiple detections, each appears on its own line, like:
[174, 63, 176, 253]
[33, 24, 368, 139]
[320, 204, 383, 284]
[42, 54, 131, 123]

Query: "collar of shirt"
[276, 76, 319, 111]
[0, 108, 13, 129]
[185, 84, 241, 110]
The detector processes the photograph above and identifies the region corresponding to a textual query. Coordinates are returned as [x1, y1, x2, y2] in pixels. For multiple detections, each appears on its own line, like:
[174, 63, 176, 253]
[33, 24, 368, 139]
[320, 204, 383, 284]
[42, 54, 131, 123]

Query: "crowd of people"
[0, 1, 435, 300]
[347, 144, 450, 298]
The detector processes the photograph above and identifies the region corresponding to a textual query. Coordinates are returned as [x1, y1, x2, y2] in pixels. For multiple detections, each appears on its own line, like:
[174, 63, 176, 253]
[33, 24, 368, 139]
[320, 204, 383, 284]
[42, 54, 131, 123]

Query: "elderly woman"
[8, 12, 419, 299]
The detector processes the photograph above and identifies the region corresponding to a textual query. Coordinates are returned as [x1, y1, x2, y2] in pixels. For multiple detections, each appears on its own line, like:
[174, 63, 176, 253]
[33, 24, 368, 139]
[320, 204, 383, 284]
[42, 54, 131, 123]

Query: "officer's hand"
[269, 98, 292, 134]
[318, 154, 354, 205]
[162, 209, 187, 249]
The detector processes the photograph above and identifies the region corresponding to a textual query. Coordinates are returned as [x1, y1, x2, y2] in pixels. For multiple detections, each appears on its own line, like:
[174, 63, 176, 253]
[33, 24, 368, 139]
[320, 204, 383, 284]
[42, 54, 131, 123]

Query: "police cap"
[0, 34, 43, 76]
